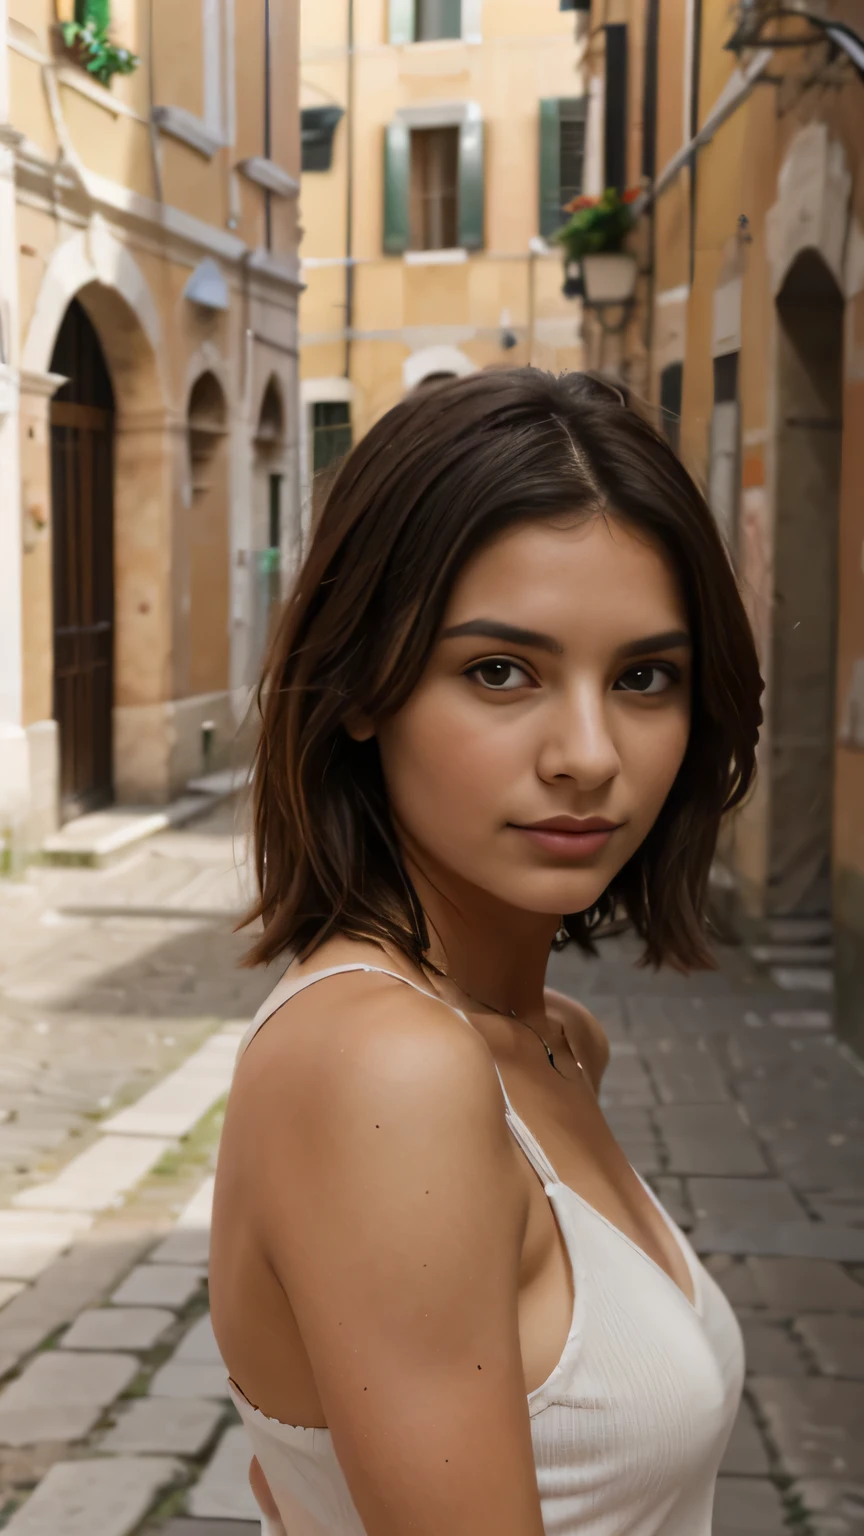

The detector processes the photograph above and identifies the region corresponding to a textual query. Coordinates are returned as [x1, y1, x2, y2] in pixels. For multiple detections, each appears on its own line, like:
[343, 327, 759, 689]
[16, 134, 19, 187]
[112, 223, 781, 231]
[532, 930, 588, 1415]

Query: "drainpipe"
[344, 0, 355, 380]
[264, 0, 272, 250]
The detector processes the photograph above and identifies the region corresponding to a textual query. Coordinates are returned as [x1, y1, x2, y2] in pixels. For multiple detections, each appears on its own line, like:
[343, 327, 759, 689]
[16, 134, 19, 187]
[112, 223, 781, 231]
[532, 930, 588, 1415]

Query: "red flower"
[622, 187, 641, 203]
[563, 194, 597, 213]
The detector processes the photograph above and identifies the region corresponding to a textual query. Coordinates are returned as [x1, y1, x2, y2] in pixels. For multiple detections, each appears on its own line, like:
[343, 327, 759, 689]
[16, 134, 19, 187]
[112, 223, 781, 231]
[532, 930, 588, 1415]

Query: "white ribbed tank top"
[228, 964, 745, 1536]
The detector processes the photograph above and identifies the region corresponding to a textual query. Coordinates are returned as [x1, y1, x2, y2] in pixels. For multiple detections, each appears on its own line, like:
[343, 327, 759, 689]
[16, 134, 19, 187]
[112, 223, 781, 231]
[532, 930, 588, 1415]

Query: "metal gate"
[50, 300, 115, 822]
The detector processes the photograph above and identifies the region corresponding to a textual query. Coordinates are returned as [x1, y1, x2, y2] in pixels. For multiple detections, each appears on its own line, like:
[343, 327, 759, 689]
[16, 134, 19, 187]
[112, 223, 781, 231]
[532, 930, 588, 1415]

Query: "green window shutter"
[78, 0, 110, 26]
[538, 98, 562, 239]
[458, 116, 484, 250]
[383, 121, 410, 253]
[389, 0, 416, 44]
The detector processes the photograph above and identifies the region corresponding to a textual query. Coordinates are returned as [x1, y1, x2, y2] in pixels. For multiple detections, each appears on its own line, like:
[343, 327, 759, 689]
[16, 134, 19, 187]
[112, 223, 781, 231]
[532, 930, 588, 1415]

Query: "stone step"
[40, 770, 246, 869]
[766, 915, 833, 945]
[750, 944, 835, 966]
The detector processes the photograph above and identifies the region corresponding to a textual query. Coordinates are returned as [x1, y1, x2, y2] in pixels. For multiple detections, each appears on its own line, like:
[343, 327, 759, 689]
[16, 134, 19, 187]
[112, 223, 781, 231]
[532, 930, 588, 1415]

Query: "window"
[312, 402, 352, 473]
[384, 111, 484, 253]
[389, 0, 462, 43]
[659, 363, 683, 457]
[301, 106, 344, 173]
[559, 0, 591, 10]
[410, 127, 459, 249]
[416, 0, 461, 39]
[538, 98, 587, 240]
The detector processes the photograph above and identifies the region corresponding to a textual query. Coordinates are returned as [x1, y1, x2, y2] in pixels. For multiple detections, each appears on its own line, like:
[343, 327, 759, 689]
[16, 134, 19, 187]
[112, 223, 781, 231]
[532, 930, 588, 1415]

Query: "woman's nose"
[536, 685, 621, 790]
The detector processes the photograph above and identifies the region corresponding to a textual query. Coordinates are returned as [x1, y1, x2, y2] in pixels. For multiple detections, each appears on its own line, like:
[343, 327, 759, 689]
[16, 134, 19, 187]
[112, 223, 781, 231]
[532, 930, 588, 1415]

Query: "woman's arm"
[234, 975, 546, 1536]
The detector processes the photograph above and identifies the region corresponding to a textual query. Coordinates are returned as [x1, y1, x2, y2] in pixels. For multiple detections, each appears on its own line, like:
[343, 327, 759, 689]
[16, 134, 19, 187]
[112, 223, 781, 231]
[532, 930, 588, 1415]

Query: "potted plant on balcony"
[555, 187, 639, 305]
[61, 0, 139, 88]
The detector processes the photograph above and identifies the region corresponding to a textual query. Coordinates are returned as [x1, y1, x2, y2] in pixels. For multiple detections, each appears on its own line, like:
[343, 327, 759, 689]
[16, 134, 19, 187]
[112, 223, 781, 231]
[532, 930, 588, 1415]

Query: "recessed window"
[416, 0, 461, 40]
[312, 402, 352, 474]
[301, 106, 345, 173]
[410, 126, 459, 250]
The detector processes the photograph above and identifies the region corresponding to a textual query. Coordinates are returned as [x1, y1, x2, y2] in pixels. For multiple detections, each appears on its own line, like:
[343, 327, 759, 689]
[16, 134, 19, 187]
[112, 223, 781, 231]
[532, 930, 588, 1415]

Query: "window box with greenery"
[61, 0, 139, 88]
[555, 187, 639, 305]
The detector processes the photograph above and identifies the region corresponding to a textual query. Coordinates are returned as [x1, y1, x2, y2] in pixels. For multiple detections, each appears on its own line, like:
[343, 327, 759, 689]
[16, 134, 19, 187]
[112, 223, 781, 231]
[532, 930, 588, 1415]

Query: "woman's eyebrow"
[440, 619, 564, 654]
[615, 629, 692, 659]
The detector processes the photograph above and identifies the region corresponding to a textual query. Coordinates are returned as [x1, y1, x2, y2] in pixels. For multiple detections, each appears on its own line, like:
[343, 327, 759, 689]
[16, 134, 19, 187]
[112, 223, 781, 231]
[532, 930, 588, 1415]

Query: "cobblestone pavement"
[0, 812, 861, 1534]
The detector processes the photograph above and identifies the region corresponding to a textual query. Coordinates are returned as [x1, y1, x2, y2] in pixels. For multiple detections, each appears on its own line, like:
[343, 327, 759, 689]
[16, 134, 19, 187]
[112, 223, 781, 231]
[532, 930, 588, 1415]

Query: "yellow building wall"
[299, 0, 587, 442]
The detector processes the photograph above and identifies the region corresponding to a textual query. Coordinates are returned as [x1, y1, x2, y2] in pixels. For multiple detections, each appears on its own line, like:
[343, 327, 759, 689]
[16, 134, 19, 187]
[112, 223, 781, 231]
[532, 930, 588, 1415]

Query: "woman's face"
[371, 514, 692, 923]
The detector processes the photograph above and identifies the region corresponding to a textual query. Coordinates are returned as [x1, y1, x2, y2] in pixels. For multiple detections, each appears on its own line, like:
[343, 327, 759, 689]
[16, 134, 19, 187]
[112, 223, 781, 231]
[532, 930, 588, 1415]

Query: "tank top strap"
[235, 962, 474, 1064]
[492, 1066, 561, 1188]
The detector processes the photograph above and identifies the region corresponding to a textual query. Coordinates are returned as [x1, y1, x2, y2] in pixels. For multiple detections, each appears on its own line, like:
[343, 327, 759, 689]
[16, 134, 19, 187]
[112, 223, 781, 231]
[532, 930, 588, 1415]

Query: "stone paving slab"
[751, 1376, 864, 1479]
[174, 1313, 222, 1364]
[187, 1425, 261, 1520]
[0, 1211, 95, 1282]
[103, 1030, 239, 1139]
[13, 1135, 172, 1213]
[61, 1306, 175, 1352]
[0, 1221, 155, 1381]
[707, 1256, 864, 1314]
[149, 1361, 231, 1400]
[740, 1318, 809, 1375]
[719, 1397, 772, 1475]
[689, 1221, 864, 1263]
[100, 1395, 225, 1455]
[795, 1479, 864, 1535]
[646, 1039, 731, 1104]
[158, 1523, 260, 1536]
[688, 1176, 805, 1227]
[110, 1263, 206, 1309]
[0, 1350, 138, 1446]
[796, 1315, 864, 1378]
[655, 1104, 769, 1176]
[712, 1476, 788, 1535]
[150, 1227, 210, 1267]
[0, 1454, 182, 1535]
[0, 1280, 25, 1310]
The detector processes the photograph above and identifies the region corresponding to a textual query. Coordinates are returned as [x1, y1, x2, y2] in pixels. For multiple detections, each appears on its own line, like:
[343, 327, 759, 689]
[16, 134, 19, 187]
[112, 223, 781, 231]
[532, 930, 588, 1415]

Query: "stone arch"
[186, 370, 231, 700]
[256, 373, 285, 442]
[21, 229, 172, 809]
[765, 123, 852, 300]
[402, 345, 476, 392]
[22, 227, 163, 396]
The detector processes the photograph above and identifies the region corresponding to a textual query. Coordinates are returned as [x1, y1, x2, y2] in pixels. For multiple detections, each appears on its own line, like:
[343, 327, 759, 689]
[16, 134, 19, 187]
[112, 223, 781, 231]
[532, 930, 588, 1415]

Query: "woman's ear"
[343, 711, 375, 742]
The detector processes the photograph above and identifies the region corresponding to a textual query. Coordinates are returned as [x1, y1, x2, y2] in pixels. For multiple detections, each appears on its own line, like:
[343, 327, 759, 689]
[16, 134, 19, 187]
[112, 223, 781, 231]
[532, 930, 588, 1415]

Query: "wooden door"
[50, 300, 115, 821]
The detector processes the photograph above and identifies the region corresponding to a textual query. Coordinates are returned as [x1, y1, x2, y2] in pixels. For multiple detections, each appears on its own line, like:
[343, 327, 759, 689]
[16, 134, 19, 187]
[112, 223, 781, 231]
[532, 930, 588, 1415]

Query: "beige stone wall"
[6, 0, 302, 816]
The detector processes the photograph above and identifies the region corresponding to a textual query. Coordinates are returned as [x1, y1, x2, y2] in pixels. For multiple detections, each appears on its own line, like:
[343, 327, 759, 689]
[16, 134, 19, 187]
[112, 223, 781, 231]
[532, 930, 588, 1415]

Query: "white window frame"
[154, 0, 235, 159]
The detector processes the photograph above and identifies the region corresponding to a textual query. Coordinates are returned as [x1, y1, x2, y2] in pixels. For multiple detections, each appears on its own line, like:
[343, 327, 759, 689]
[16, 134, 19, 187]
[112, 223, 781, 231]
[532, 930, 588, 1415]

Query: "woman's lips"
[511, 824, 619, 858]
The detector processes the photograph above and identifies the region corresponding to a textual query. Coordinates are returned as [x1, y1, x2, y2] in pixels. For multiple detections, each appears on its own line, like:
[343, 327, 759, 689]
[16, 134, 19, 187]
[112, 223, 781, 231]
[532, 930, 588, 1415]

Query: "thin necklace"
[429, 969, 582, 1079]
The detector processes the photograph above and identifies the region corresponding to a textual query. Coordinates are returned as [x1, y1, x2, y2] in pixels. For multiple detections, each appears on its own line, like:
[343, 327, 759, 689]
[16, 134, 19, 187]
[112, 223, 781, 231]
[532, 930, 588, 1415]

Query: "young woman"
[209, 369, 763, 1536]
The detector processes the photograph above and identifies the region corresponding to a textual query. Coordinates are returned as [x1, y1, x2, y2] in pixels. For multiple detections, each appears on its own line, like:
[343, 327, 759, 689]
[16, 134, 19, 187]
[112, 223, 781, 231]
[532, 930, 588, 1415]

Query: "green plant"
[554, 186, 639, 263]
[62, 0, 139, 88]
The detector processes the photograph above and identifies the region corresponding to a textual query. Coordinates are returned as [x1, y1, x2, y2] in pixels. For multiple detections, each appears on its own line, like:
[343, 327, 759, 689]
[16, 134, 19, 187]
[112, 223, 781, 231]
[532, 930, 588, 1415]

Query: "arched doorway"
[187, 372, 230, 698]
[50, 299, 115, 820]
[769, 250, 844, 924]
[250, 376, 286, 679]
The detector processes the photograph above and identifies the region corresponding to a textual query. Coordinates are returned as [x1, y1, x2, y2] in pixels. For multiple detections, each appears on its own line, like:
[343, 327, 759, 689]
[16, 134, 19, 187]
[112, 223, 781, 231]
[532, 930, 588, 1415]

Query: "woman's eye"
[615, 664, 675, 695]
[468, 659, 531, 691]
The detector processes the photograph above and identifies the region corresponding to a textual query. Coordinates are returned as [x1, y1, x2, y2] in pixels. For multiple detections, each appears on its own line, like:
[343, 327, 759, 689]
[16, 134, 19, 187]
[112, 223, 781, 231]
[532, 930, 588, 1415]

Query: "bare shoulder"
[229, 965, 520, 1193]
[544, 986, 611, 1092]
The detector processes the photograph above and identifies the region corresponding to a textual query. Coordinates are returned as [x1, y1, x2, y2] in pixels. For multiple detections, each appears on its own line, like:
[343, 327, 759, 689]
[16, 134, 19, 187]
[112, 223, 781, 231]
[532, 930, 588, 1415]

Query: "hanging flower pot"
[554, 187, 640, 306]
[580, 251, 638, 306]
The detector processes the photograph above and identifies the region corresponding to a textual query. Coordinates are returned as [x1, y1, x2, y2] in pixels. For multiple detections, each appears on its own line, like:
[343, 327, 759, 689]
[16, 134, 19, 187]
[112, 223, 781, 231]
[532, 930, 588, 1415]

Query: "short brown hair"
[244, 369, 763, 972]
